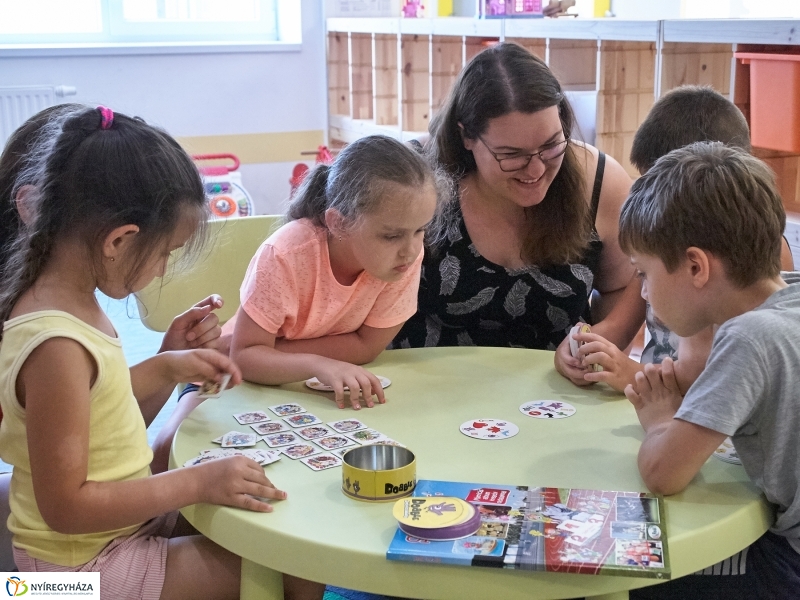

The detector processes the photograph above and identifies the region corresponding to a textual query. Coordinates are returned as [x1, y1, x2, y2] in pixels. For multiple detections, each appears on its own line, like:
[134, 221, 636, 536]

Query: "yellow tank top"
[0, 311, 152, 566]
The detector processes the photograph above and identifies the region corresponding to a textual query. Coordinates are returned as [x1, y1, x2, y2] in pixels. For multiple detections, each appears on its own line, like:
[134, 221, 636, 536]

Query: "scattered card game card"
[331, 446, 356, 459]
[233, 411, 270, 425]
[268, 403, 306, 417]
[221, 431, 258, 448]
[250, 421, 290, 436]
[316, 435, 356, 451]
[296, 425, 333, 440]
[520, 400, 577, 419]
[346, 428, 390, 445]
[197, 373, 232, 399]
[281, 443, 322, 460]
[301, 453, 343, 471]
[304, 375, 391, 392]
[327, 419, 367, 433]
[184, 447, 270, 467]
[262, 432, 300, 448]
[459, 419, 519, 440]
[283, 413, 322, 428]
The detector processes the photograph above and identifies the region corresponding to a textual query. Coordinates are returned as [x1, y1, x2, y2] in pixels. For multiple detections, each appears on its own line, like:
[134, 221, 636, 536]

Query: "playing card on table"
[331, 446, 356, 459]
[251, 421, 290, 435]
[233, 411, 270, 425]
[262, 432, 300, 448]
[315, 435, 356, 451]
[283, 413, 322, 428]
[345, 428, 389, 445]
[713, 437, 742, 465]
[327, 419, 367, 433]
[268, 403, 306, 417]
[221, 431, 258, 447]
[520, 400, 577, 419]
[296, 425, 333, 440]
[300, 453, 343, 471]
[304, 376, 391, 392]
[281, 443, 321, 460]
[459, 419, 519, 440]
[184, 447, 266, 467]
[197, 373, 232, 399]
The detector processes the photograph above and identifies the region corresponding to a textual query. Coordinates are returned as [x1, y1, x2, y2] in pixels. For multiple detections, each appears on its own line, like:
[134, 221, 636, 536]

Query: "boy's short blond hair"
[619, 142, 785, 287]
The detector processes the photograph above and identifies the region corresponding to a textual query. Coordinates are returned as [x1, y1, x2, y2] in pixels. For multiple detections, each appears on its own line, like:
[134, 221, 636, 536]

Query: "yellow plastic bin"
[736, 52, 800, 153]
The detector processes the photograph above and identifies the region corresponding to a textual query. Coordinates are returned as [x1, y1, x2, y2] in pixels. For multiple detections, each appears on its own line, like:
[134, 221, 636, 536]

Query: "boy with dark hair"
[622, 142, 800, 599]
[573, 85, 794, 392]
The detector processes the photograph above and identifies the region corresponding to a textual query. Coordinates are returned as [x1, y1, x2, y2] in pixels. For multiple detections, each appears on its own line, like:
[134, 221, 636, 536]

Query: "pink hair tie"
[97, 106, 114, 130]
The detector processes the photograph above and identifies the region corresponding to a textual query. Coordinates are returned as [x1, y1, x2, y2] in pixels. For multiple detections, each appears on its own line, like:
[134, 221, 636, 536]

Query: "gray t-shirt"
[675, 272, 800, 552]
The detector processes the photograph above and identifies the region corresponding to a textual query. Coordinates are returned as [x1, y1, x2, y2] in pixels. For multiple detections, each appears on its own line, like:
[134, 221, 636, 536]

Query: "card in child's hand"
[315, 435, 356, 451]
[197, 373, 232, 399]
[281, 443, 321, 460]
[327, 419, 367, 433]
[221, 431, 258, 447]
[268, 403, 306, 417]
[262, 432, 300, 447]
[300, 453, 343, 471]
[283, 413, 322, 428]
[296, 425, 333, 440]
[251, 421, 290, 435]
[233, 411, 270, 425]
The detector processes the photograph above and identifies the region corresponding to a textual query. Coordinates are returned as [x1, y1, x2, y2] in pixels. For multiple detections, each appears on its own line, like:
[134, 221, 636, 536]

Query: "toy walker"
[193, 153, 255, 218]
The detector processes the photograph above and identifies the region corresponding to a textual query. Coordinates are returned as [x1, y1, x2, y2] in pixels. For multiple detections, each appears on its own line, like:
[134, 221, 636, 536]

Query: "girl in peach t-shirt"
[231, 135, 450, 409]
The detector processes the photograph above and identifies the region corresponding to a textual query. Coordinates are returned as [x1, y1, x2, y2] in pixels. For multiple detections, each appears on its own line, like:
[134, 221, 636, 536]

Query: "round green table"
[172, 347, 770, 600]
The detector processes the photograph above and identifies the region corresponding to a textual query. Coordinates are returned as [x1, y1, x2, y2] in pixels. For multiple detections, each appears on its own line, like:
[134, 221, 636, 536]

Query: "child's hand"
[159, 295, 224, 353]
[163, 348, 242, 389]
[576, 332, 644, 392]
[193, 456, 286, 512]
[554, 328, 592, 386]
[624, 358, 683, 432]
[314, 358, 386, 410]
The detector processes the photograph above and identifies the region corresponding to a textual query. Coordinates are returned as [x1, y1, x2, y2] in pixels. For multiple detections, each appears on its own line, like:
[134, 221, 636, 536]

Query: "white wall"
[0, 0, 328, 215]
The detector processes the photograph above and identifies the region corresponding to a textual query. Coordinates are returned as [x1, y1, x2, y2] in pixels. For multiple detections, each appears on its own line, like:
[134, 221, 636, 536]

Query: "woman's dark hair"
[287, 134, 452, 244]
[0, 104, 83, 278]
[0, 106, 207, 327]
[429, 42, 589, 266]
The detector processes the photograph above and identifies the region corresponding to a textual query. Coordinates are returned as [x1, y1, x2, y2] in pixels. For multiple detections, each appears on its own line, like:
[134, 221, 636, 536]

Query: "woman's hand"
[159, 295, 224, 352]
[312, 358, 386, 410]
[192, 456, 286, 512]
[577, 332, 644, 392]
[554, 330, 593, 386]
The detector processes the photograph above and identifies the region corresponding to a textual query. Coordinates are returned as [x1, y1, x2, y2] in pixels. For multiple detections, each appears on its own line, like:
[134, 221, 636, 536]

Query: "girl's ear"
[14, 185, 36, 225]
[103, 224, 140, 261]
[324, 208, 347, 238]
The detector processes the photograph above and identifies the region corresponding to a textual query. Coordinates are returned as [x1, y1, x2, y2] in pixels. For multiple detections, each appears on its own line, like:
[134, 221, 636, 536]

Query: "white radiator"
[0, 85, 77, 149]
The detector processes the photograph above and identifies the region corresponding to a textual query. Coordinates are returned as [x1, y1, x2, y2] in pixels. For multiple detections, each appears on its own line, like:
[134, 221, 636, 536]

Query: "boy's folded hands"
[624, 358, 683, 432]
[312, 358, 386, 410]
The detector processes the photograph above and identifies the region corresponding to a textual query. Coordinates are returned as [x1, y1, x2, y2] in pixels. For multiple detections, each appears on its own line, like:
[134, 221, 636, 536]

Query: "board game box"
[386, 480, 670, 579]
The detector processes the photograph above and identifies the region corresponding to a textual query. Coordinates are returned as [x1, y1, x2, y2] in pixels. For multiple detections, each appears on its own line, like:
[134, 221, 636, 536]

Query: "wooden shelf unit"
[326, 17, 800, 211]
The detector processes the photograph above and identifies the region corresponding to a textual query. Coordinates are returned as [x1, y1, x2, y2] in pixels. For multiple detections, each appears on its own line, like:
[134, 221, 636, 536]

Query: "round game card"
[520, 400, 576, 419]
[459, 419, 519, 440]
[712, 437, 742, 465]
[305, 375, 391, 392]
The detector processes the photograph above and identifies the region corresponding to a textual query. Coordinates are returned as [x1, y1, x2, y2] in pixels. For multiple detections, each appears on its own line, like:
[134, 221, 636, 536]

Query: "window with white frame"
[0, 0, 300, 45]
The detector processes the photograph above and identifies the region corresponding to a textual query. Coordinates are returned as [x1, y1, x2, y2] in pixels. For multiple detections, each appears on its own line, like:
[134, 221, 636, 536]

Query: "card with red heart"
[459, 418, 519, 440]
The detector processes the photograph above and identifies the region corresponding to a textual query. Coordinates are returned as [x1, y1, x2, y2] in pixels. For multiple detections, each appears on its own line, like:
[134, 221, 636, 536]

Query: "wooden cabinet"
[326, 17, 800, 215]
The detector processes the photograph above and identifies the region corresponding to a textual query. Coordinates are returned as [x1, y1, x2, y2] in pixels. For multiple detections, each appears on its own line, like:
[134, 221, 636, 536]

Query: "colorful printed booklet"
[386, 480, 670, 579]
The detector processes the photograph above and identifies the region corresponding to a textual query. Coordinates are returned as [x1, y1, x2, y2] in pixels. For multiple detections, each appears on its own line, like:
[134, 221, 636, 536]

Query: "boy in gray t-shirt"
[620, 143, 800, 599]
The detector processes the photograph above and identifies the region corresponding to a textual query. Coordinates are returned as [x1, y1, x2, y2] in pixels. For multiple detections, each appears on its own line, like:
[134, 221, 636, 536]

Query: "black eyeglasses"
[476, 133, 570, 172]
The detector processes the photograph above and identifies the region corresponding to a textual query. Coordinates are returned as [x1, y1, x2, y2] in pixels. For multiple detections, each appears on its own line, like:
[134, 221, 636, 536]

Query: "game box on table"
[387, 480, 670, 579]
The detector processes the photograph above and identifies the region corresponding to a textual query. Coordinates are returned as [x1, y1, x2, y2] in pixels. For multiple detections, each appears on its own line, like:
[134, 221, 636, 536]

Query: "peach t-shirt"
[236, 219, 422, 339]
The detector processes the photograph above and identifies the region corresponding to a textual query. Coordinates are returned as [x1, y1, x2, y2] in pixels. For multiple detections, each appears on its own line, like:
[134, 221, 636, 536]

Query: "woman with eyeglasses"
[391, 42, 645, 384]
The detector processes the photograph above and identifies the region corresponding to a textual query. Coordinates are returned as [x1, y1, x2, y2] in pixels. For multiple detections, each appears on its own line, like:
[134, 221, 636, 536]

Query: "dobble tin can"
[341, 445, 416, 502]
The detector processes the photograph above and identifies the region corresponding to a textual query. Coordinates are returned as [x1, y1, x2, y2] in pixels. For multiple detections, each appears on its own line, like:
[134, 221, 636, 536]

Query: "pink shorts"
[13, 511, 179, 600]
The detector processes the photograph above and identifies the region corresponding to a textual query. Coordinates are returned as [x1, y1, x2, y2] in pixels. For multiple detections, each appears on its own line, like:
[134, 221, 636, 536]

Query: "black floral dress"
[391, 154, 606, 350]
